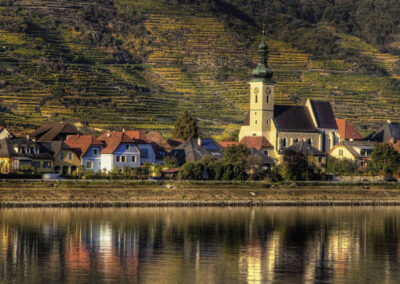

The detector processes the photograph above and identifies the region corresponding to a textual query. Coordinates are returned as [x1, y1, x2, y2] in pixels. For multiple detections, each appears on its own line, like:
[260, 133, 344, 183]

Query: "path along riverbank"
[2, 180, 400, 207]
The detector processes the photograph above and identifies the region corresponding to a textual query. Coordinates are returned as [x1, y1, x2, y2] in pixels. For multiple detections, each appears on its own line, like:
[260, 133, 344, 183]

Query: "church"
[239, 32, 339, 161]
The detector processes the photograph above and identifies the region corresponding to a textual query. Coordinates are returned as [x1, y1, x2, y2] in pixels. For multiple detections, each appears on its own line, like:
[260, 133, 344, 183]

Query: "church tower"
[239, 29, 275, 141]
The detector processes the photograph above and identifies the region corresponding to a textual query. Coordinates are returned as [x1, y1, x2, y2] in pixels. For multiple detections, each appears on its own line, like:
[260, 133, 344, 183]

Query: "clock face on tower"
[265, 87, 272, 95]
[254, 87, 259, 95]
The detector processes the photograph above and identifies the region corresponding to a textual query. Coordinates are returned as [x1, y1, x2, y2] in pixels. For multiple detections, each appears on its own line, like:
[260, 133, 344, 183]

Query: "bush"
[369, 143, 400, 177]
[279, 150, 320, 181]
[327, 157, 357, 175]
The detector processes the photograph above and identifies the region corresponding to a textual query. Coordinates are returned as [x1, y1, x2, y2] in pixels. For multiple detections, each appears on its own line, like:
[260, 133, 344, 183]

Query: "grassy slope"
[0, 1, 399, 136]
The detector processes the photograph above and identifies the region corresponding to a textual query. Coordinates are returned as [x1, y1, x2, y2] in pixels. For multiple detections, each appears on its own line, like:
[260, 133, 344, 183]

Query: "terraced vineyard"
[0, 0, 400, 136]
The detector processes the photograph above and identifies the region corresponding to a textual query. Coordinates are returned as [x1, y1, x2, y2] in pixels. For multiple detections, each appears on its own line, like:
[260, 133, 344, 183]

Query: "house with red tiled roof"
[65, 135, 104, 172]
[125, 130, 159, 165]
[239, 136, 273, 156]
[218, 141, 239, 148]
[98, 131, 141, 172]
[336, 119, 363, 141]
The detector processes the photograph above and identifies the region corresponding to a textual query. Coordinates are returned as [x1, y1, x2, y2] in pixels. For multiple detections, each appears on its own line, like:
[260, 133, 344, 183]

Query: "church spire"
[252, 25, 273, 82]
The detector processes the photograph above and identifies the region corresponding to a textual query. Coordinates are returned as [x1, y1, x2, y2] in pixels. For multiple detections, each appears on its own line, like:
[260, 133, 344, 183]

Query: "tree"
[163, 155, 178, 168]
[369, 143, 400, 177]
[223, 144, 251, 163]
[173, 111, 199, 140]
[279, 150, 319, 181]
[179, 162, 204, 180]
[327, 157, 357, 175]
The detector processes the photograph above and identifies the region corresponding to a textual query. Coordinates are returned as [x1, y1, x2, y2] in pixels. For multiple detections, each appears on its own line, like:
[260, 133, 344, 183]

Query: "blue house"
[125, 130, 160, 165]
[98, 131, 141, 172]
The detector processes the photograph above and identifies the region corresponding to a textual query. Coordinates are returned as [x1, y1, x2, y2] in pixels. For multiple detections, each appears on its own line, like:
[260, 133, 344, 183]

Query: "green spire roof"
[252, 27, 273, 82]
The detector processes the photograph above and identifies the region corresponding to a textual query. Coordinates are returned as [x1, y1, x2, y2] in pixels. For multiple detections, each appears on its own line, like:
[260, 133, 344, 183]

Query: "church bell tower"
[239, 27, 275, 141]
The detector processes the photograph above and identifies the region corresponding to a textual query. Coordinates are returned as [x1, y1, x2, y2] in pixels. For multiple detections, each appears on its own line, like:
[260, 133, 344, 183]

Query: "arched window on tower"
[266, 95, 269, 103]
[255, 95, 258, 103]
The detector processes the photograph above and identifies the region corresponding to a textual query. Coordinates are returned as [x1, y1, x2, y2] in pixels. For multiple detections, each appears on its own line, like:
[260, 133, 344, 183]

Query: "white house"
[98, 131, 141, 172]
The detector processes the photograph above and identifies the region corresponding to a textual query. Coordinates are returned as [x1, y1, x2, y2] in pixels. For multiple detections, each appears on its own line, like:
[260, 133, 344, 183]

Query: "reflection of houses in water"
[239, 243, 262, 283]
[265, 230, 279, 282]
[65, 230, 90, 277]
[328, 231, 360, 281]
[237, 230, 280, 283]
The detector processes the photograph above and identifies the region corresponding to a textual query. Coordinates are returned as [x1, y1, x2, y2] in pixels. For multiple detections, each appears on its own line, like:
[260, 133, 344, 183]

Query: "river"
[1, 207, 400, 283]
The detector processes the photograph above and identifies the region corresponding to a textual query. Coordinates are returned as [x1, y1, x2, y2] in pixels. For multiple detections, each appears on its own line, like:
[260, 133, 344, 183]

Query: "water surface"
[1, 207, 400, 283]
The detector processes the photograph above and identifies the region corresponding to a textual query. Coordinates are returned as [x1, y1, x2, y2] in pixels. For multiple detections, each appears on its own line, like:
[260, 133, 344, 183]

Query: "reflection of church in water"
[239, 31, 339, 160]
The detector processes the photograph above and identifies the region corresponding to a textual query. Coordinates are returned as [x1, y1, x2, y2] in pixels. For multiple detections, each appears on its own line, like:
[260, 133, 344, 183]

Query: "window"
[264, 151, 268, 156]
[266, 95, 269, 103]
[255, 95, 258, 103]
[68, 152, 72, 160]
[307, 138, 312, 145]
[60, 152, 64, 160]
[280, 138, 287, 149]
[126, 144, 130, 150]
[86, 161, 93, 169]
[93, 148, 98, 155]
[116, 156, 121, 162]
[294, 138, 299, 143]
[255, 120, 257, 125]
[121, 156, 126, 163]
[32, 162, 40, 169]
[141, 149, 149, 159]
[21, 146, 26, 154]
[43, 162, 51, 168]
[132, 156, 136, 163]
[339, 149, 343, 156]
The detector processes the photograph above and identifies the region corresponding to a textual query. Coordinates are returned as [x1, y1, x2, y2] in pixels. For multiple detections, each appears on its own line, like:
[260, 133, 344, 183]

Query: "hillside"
[0, 0, 400, 136]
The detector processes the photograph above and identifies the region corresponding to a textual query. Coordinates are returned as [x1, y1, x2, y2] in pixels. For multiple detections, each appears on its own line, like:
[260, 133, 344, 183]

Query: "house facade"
[49, 141, 81, 175]
[239, 32, 339, 161]
[98, 132, 141, 172]
[329, 141, 375, 168]
[65, 135, 104, 173]
[125, 130, 158, 165]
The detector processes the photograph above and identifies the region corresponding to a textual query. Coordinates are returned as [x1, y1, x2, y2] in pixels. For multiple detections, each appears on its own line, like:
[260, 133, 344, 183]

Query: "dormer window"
[94, 148, 98, 155]
[126, 144, 130, 150]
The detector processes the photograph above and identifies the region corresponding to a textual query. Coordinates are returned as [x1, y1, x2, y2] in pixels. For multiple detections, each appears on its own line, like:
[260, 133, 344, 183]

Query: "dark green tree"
[369, 143, 400, 177]
[327, 157, 357, 175]
[279, 150, 319, 181]
[173, 111, 199, 140]
[223, 144, 251, 163]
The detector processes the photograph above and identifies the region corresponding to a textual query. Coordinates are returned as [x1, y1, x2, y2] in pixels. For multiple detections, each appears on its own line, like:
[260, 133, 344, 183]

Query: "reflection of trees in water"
[2, 208, 400, 282]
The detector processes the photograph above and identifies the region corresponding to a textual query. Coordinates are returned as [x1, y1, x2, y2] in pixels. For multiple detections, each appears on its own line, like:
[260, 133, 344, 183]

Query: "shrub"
[327, 157, 357, 175]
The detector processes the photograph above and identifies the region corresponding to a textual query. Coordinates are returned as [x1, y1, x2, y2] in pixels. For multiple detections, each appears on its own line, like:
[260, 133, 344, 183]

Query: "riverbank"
[1, 180, 400, 207]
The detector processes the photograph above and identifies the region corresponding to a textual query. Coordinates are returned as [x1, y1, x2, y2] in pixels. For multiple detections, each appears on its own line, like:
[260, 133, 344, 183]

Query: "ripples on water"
[1, 207, 400, 283]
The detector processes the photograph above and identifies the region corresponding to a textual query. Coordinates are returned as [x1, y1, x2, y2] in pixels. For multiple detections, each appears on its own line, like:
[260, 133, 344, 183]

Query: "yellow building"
[51, 141, 81, 175]
[239, 32, 339, 162]
[0, 137, 54, 174]
[329, 141, 374, 167]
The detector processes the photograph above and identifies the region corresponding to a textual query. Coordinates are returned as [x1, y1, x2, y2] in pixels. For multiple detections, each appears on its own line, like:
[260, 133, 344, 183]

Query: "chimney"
[106, 132, 111, 138]
[122, 128, 126, 133]
[198, 137, 202, 146]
